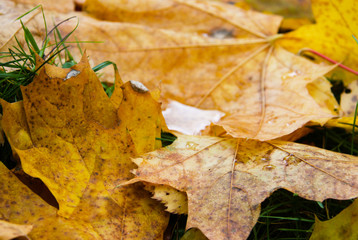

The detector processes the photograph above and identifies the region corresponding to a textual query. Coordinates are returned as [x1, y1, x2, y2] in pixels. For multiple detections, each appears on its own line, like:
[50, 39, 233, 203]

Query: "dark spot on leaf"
[345, 88, 352, 93]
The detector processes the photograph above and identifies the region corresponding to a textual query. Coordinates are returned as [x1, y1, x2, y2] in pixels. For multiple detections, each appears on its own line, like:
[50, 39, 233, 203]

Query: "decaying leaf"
[310, 199, 358, 240]
[0, 220, 32, 240]
[1, 54, 169, 238]
[127, 134, 358, 240]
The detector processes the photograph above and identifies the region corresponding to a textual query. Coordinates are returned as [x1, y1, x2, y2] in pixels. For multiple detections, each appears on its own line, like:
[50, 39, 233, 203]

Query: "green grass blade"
[92, 61, 116, 72]
[20, 20, 40, 54]
[16, 5, 42, 20]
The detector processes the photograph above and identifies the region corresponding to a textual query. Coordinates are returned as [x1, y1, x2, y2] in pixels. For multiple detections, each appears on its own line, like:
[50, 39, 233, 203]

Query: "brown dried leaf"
[128, 134, 358, 240]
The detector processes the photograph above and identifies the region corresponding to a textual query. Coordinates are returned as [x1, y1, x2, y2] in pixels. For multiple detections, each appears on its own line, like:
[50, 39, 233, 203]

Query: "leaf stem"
[298, 48, 358, 76]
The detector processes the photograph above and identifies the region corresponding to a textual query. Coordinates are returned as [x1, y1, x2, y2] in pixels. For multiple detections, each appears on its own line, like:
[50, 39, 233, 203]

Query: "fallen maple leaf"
[1, 54, 169, 238]
[2, 0, 340, 140]
[126, 134, 358, 240]
[61, 0, 338, 140]
[310, 199, 358, 240]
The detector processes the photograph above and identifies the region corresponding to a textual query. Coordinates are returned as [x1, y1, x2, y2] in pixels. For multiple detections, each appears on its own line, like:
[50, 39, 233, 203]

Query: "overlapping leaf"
[1, 55, 168, 238]
[128, 134, 358, 240]
[279, 0, 358, 82]
[310, 199, 358, 240]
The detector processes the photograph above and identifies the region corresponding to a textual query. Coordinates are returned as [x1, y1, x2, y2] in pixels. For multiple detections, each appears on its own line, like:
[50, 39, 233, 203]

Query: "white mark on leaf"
[130, 80, 149, 93]
[64, 69, 81, 81]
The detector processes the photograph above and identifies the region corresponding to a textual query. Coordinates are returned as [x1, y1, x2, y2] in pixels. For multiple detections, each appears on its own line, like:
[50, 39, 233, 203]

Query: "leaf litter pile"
[1, 0, 358, 239]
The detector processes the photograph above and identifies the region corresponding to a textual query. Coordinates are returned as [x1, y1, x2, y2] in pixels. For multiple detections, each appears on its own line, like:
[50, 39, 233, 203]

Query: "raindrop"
[262, 164, 275, 171]
[283, 154, 299, 165]
[185, 141, 199, 151]
[281, 71, 299, 80]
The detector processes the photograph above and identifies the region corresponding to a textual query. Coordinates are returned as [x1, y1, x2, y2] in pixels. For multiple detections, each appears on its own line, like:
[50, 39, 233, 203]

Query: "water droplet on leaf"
[281, 71, 299, 80]
[262, 164, 275, 170]
[186, 141, 199, 151]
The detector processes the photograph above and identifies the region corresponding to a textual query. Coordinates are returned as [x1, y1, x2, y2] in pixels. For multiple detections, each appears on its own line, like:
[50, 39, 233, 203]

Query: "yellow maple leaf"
[1, 54, 169, 238]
